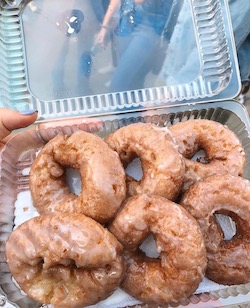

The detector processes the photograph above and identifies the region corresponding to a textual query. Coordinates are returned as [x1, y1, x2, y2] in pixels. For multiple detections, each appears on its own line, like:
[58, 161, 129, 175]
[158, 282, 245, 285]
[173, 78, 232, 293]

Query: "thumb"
[0, 108, 38, 141]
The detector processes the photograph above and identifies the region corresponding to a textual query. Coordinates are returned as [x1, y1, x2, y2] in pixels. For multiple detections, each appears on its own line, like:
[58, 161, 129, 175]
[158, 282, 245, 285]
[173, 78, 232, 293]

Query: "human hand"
[94, 27, 109, 48]
[0, 108, 38, 146]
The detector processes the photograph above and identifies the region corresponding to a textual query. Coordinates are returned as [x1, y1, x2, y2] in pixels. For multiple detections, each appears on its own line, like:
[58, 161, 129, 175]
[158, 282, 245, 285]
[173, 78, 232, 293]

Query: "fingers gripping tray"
[0, 0, 241, 120]
[0, 100, 250, 308]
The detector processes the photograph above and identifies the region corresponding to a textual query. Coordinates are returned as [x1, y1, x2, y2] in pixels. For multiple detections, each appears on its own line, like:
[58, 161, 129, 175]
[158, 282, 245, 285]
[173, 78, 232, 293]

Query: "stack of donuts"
[5, 119, 250, 308]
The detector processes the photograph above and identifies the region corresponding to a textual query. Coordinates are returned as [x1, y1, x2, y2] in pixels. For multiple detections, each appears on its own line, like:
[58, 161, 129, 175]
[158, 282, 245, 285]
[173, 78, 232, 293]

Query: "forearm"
[101, 0, 121, 28]
[134, 0, 146, 4]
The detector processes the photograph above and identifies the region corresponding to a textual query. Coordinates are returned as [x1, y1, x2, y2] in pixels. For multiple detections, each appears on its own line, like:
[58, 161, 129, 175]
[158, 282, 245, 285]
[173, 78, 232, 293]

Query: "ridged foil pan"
[0, 100, 250, 307]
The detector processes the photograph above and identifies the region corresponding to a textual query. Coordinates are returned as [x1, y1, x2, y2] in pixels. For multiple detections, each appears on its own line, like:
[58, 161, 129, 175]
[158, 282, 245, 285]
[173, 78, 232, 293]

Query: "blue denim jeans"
[160, 0, 250, 88]
[110, 23, 161, 92]
[109, 3, 173, 92]
[229, 0, 250, 84]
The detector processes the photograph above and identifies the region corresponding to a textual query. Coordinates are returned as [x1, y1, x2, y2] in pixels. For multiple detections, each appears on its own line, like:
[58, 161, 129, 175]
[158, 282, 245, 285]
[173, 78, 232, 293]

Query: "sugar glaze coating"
[169, 119, 245, 192]
[29, 130, 126, 223]
[180, 174, 250, 285]
[6, 213, 125, 308]
[109, 194, 207, 305]
[105, 123, 185, 200]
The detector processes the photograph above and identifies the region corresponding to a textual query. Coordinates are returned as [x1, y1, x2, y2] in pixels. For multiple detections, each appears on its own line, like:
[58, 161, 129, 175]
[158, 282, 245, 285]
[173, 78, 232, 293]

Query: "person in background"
[90, 0, 110, 23]
[229, 0, 250, 93]
[159, 0, 250, 94]
[95, 0, 175, 92]
[0, 109, 37, 146]
[238, 33, 250, 94]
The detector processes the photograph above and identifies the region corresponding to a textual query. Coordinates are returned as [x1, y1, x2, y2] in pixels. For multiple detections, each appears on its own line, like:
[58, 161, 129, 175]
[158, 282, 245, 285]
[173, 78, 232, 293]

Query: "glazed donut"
[169, 119, 245, 192]
[29, 130, 126, 223]
[105, 123, 185, 200]
[109, 194, 207, 305]
[6, 213, 125, 308]
[180, 174, 250, 285]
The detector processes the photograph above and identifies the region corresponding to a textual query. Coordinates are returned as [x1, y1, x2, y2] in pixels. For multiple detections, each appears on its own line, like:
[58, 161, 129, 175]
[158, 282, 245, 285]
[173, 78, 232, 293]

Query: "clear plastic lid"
[0, 0, 241, 120]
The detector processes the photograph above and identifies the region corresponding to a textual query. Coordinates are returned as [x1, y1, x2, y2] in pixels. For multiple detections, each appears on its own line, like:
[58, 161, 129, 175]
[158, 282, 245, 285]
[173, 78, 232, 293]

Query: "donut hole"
[125, 157, 143, 181]
[215, 213, 236, 240]
[191, 149, 209, 163]
[139, 234, 159, 258]
[65, 168, 82, 195]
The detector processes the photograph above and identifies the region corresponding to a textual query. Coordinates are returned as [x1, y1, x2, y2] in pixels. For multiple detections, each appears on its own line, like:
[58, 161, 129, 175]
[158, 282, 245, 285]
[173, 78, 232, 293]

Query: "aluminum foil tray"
[0, 100, 250, 308]
[0, 0, 240, 121]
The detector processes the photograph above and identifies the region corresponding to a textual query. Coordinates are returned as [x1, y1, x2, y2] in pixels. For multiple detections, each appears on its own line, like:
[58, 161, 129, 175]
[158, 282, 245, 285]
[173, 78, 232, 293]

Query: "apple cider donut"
[180, 174, 250, 285]
[169, 119, 245, 192]
[29, 130, 126, 223]
[6, 213, 125, 308]
[105, 123, 185, 200]
[109, 194, 207, 305]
